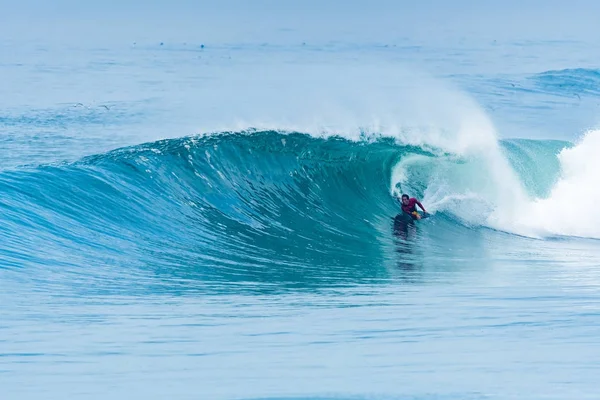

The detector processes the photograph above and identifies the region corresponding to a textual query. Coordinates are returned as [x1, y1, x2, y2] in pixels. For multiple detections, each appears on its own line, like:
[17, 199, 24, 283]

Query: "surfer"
[398, 194, 428, 220]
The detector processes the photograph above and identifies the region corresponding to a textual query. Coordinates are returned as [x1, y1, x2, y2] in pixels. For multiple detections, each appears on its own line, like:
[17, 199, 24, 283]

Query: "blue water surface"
[1, 1, 600, 399]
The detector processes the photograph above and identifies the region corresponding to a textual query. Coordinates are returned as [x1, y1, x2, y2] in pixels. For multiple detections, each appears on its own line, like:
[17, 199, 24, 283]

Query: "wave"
[0, 131, 415, 288]
[530, 68, 600, 97]
[1, 127, 597, 288]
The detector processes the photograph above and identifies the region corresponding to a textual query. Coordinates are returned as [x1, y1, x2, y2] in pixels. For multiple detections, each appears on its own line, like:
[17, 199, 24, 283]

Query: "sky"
[3, 0, 600, 46]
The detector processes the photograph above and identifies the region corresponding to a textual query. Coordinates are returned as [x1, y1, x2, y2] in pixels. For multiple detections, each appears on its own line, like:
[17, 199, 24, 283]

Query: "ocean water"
[2, 1, 600, 399]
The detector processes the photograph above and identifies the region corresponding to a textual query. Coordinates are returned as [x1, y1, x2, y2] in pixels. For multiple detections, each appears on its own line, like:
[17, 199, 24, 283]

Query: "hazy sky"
[3, 0, 600, 46]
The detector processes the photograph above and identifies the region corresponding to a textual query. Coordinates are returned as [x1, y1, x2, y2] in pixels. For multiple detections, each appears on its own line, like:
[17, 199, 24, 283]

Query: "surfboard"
[393, 212, 429, 224]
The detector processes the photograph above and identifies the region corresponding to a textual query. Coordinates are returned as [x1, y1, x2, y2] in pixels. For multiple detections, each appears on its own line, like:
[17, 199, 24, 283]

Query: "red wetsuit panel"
[401, 198, 420, 214]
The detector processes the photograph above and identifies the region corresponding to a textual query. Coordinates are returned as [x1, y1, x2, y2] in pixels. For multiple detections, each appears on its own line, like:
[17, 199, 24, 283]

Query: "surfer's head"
[401, 194, 409, 205]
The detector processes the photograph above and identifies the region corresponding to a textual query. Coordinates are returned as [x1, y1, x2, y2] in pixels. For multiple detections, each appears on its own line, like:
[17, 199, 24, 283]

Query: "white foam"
[519, 129, 600, 239]
[192, 63, 505, 150]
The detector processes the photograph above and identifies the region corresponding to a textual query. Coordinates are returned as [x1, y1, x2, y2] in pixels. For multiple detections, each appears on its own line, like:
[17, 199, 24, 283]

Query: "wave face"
[1, 129, 596, 289]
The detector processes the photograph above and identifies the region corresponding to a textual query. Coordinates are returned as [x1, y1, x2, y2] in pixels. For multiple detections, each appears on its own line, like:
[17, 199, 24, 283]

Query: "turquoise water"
[2, 2, 600, 399]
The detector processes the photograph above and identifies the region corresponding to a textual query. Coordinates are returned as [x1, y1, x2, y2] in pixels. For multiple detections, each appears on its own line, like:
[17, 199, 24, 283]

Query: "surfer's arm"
[416, 200, 427, 213]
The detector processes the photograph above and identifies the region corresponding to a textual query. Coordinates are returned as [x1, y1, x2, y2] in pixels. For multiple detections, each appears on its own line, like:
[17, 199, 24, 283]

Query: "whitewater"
[2, 1, 600, 400]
